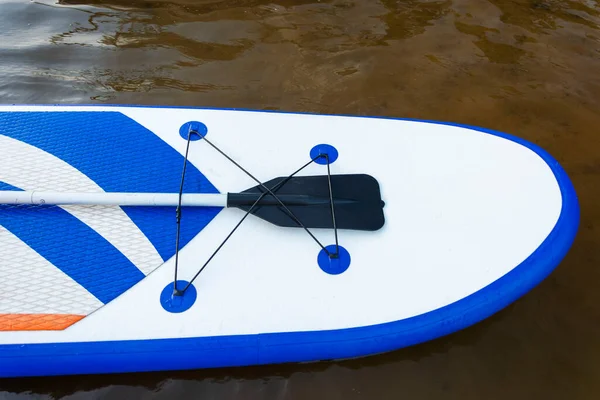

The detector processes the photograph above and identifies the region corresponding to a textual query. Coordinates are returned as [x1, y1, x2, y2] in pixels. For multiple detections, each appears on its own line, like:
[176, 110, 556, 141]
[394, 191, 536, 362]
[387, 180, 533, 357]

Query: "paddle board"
[0, 105, 579, 378]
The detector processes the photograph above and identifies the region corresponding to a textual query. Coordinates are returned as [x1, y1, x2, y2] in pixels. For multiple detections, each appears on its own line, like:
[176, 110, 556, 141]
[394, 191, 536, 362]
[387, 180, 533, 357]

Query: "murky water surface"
[1, 0, 600, 398]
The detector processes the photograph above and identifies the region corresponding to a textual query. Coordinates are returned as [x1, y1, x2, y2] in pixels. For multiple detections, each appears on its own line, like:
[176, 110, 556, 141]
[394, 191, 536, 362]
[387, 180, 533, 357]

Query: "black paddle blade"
[228, 174, 385, 231]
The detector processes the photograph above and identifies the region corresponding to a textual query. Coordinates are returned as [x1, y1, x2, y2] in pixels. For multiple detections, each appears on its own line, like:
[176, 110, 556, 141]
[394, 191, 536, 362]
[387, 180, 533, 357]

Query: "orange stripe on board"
[0, 314, 84, 331]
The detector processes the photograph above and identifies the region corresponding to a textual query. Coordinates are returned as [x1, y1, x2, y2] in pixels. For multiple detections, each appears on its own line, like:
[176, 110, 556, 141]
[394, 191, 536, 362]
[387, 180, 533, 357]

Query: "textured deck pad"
[0, 112, 221, 330]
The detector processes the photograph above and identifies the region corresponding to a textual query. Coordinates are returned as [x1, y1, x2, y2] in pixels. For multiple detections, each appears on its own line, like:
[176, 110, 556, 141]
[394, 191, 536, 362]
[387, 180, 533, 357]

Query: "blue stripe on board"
[0, 182, 145, 304]
[0, 112, 222, 261]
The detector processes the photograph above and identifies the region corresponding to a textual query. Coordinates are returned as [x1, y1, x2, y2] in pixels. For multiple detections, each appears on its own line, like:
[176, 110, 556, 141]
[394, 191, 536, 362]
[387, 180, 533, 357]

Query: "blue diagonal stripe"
[0, 112, 222, 261]
[0, 182, 145, 304]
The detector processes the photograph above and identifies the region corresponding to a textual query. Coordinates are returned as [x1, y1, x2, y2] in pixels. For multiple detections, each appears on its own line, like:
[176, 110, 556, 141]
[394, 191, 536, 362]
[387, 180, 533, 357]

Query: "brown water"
[1, 0, 600, 398]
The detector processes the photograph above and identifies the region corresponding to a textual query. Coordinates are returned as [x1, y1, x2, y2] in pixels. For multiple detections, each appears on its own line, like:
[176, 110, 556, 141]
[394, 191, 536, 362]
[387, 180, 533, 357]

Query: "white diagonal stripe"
[0, 134, 163, 275]
[0, 227, 103, 314]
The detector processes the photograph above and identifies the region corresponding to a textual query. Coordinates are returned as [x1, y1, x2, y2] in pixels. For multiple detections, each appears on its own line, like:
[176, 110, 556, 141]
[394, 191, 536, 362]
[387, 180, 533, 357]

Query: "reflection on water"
[489, 0, 600, 32]
[454, 20, 528, 63]
[1, 0, 600, 399]
[2, 0, 598, 105]
[380, 0, 452, 40]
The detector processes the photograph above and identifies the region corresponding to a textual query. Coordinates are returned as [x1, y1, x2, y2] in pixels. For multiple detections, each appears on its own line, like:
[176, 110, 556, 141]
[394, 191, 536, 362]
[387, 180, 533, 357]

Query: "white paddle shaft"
[0, 190, 228, 207]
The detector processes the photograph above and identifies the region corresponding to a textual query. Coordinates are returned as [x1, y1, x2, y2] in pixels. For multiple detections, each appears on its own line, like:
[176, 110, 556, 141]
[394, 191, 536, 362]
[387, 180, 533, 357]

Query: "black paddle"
[229, 173, 385, 231]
